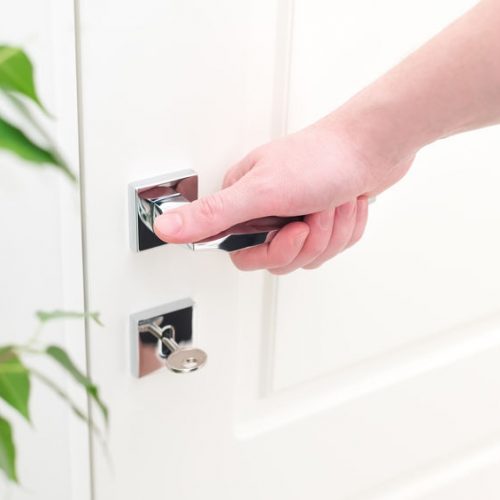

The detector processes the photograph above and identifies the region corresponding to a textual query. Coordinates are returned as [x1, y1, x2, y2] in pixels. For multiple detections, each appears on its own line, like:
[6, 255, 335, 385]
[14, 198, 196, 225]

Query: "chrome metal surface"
[130, 299, 206, 377]
[129, 170, 198, 252]
[165, 348, 208, 374]
[129, 170, 302, 252]
[189, 215, 303, 252]
[140, 321, 207, 374]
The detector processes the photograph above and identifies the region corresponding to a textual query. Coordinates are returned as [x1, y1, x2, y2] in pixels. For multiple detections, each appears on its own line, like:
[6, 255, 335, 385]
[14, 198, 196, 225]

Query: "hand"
[154, 0, 500, 273]
[154, 115, 414, 273]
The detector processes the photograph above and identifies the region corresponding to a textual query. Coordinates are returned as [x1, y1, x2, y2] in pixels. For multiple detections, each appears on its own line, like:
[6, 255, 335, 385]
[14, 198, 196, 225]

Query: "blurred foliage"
[0, 45, 76, 181]
[0, 314, 108, 483]
[0, 46, 106, 485]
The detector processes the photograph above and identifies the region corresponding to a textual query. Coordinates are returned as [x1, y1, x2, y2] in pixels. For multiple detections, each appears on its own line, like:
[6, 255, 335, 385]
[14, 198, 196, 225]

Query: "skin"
[154, 0, 500, 274]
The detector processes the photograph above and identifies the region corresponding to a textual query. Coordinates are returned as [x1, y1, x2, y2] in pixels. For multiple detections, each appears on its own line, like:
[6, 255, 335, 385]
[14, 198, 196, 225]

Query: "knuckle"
[232, 260, 252, 271]
[223, 168, 239, 188]
[338, 201, 357, 220]
[222, 172, 233, 188]
[268, 245, 295, 269]
[348, 230, 364, 248]
[301, 231, 329, 258]
[315, 249, 338, 265]
[269, 267, 290, 275]
[303, 261, 322, 270]
[308, 240, 328, 257]
[249, 173, 277, 203]
[250, 145, 267, 161]
[231, 252, 257, 272]
[197, 194, 225, 221]
[267, 256, 286, 270]
[236, 264, 254, 272]
[270, 255, 297, 270]
[352, 230, 364, 245]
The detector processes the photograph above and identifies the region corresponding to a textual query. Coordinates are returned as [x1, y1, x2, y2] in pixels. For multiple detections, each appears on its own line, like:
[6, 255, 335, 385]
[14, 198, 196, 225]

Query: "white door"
[76, 1, 500, 499]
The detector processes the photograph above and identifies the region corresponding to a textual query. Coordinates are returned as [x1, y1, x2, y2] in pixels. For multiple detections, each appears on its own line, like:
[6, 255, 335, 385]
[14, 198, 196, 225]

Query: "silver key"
[138, 322, 207, 373]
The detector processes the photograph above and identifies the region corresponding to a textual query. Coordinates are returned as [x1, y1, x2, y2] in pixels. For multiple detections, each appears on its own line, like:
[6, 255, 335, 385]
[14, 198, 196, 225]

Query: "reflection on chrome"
[138, 182, 302, 253]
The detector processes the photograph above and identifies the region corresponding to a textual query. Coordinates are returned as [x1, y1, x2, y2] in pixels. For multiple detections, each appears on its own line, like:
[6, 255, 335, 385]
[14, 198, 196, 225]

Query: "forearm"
[329, 0, 500, 165]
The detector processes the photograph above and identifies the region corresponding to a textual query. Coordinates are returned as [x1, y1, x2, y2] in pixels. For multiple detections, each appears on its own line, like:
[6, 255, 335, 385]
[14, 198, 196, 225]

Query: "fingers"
[302, 201, 356, 270]
[269, 207, 335, 275]
[345, 196, 369, 249]
[154, 133, 370, 268]
[154, 149, 271, 244]
[230, 221, 310, 271]
[303, 197, 367, 270]
[230, 197, 368, 273]
[154, 174, 271, 244]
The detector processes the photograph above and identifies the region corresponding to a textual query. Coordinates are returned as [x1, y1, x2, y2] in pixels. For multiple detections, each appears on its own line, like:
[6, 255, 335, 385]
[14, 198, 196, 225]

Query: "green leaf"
[45, 346, 108, 424]
[0, 115, 57, 163]
[0, 115, 76, 182]
[36, 310, 103, 327]
[0, 348, 30, 422]
[0, 45, 45, 111]
[0, 415, 17, 482]
[31, 370, 105, 446]
[4, 92, 76, 183]
[0, 364, 29, 375]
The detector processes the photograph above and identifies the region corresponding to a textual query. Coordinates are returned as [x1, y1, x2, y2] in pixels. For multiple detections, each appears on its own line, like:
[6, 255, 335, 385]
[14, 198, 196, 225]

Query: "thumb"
[153, 181, 264, 244]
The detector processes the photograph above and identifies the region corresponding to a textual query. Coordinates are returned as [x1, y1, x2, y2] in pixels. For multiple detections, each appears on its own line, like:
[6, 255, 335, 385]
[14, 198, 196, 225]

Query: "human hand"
[154, 115, 415, 273]
[154, 0, 500, 273]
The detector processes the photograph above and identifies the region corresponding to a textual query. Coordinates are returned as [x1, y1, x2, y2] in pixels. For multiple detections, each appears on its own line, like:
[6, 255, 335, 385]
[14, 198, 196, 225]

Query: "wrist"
[323, 88, 429, 171]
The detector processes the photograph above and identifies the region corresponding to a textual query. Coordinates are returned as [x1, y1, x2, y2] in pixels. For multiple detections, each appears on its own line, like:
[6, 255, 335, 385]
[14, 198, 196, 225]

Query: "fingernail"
[294, 231, 308, 247]
[156, 213, 182, 235]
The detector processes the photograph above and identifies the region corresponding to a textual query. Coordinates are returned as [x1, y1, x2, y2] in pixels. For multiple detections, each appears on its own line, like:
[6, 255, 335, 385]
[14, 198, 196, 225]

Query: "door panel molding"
[351, 434, 500, 500]
[236, 311, 500, 436]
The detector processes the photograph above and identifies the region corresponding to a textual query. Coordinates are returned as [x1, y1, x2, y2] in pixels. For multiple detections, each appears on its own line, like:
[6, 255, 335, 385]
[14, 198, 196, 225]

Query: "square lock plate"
[128, 170, 198, 252]
[130, 298, 194, 377]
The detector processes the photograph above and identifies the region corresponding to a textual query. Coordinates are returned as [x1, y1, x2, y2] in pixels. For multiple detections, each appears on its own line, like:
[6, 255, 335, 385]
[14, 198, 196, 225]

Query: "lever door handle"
[129, 169, 302, 252]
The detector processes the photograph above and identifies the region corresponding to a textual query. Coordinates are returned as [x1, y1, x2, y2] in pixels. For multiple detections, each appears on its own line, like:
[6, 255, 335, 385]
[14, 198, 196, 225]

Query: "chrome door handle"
[129, 169, 302, 252]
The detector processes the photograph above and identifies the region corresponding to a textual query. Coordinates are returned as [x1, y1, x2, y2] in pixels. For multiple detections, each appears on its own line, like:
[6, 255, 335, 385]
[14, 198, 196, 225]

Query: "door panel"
[77, 1, 281, 499]
[274, 0, 500, 389]
[77, 0, 500, 499]
[351, 437, 500, 500]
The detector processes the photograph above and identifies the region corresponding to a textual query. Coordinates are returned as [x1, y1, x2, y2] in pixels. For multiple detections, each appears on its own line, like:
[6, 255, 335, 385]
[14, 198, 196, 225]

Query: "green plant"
[0, 45, 76, 181]
[0, 313, 108, 483]
[0, 46, 106, 484]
